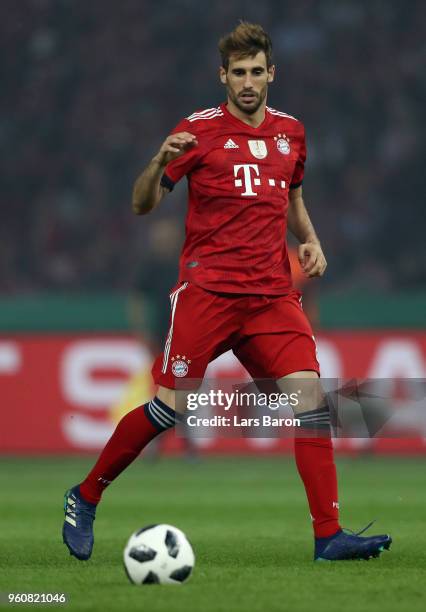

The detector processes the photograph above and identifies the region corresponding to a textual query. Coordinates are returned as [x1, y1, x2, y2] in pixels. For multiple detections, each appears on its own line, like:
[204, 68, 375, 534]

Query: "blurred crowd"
[1, 0, 425, 294]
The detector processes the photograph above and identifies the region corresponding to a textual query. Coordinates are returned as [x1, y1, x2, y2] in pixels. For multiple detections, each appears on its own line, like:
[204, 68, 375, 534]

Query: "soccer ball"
[123, 524, 195, 585]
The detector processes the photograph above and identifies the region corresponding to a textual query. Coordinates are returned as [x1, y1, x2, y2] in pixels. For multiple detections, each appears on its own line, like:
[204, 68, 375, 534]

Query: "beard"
[227, 85, 267, 115]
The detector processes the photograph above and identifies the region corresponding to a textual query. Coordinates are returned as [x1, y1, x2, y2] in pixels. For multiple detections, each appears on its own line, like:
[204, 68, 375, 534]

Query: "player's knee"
[156, 386, 197, 415]
[276, 370, 323, 415]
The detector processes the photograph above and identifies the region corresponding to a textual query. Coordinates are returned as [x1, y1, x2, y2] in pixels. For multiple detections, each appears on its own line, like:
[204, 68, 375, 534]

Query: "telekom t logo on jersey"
[234, 164, 261, 196]
[233, 164, 286, 197]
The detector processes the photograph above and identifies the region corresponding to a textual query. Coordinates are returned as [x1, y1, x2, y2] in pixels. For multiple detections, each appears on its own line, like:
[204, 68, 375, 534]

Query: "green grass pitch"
[1, 456, 425, 611]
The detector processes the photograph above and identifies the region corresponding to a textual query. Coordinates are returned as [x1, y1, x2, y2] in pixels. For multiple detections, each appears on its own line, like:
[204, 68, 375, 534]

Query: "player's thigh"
[235, 329, 319, 380]
[234, 292, 321, 410]
[236, 334, 323, 414]
[234, 294, 320, 379]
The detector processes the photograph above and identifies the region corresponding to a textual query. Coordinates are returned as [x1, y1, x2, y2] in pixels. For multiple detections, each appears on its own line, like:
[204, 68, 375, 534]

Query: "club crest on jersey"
[171, 355, 191, 378]
[248, 139, 268, 159]
[274, 133, 291, 155]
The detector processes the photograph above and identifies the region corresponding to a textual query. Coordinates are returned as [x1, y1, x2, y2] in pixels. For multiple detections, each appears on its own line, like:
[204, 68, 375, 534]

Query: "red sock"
[294, 436, 341, 538]
[79, 398, 176, 504]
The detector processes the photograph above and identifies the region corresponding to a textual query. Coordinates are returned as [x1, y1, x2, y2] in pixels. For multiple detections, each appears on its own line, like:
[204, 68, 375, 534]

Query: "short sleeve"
[160, 119, 201, 191]
[290, 125, 306, 189]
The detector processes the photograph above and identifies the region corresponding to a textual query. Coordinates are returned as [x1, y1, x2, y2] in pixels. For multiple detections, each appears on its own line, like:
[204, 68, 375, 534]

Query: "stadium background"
[1, 3, 426, 611]
[1, 0, 425, 455]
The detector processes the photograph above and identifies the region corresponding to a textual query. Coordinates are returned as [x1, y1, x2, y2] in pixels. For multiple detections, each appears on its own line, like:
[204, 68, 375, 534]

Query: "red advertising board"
[0, 333, 425, 454]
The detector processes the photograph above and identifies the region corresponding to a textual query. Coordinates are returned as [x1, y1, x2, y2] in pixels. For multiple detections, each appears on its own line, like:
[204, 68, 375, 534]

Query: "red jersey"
[161, 102, 306, 295]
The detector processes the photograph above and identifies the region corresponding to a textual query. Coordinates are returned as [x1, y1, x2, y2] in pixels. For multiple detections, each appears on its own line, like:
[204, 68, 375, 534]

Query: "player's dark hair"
[218, 21, 273, 71]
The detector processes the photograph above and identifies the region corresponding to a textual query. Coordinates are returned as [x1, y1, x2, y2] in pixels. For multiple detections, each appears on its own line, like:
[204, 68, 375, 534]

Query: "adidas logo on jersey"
[224, 139, 239, 149]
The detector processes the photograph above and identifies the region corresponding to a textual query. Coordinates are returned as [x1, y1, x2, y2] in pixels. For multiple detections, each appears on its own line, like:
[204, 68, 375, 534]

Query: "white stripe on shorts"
[162, 282, 188, 374]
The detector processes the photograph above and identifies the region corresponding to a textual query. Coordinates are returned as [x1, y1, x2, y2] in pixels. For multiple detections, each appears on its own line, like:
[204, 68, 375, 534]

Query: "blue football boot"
[62, 486, 97, 560]
[315, 522, 392, 561]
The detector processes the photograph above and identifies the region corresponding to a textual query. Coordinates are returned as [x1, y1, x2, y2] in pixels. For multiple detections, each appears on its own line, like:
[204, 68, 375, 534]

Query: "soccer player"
[63, 22, 392, 562]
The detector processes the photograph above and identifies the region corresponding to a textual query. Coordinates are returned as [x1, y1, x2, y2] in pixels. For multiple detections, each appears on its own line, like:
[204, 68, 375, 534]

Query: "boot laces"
[343, 520, 376, 536]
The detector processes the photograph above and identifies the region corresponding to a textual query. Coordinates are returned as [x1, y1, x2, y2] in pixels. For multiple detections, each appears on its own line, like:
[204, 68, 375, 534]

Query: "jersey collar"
[220, 102, 270, 131]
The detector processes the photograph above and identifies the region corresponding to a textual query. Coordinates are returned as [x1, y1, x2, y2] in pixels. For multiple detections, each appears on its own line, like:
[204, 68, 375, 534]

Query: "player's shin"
[78, 397, 177, 504]
[294, 398, 341, 539]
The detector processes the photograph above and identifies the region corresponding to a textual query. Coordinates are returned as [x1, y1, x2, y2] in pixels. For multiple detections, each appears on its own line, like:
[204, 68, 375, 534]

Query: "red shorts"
[152, 282, 319, 389]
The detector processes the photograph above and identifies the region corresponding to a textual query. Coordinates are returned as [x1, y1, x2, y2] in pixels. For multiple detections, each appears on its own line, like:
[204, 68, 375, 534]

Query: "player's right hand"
[154, 132, 198, 166]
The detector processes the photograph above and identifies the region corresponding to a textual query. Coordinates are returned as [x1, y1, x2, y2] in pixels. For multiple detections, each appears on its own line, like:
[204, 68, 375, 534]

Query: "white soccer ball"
[123, 524, 195, 585]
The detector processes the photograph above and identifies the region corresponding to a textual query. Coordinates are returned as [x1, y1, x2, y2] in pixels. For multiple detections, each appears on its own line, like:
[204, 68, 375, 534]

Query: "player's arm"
[287, 186, 327, 278]
[132, 132, 198, 215]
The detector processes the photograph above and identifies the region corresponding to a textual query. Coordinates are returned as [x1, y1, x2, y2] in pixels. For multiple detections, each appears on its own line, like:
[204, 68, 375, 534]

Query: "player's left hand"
[298, 242, 327, 278]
